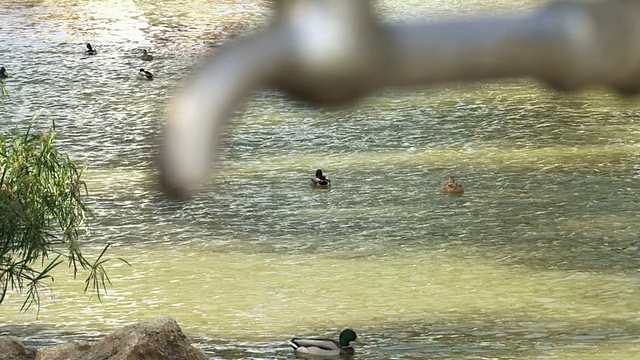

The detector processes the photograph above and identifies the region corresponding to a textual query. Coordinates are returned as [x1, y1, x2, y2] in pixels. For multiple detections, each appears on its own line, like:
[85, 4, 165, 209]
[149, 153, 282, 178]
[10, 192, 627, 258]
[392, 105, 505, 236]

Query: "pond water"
[1, 0, 640, 359]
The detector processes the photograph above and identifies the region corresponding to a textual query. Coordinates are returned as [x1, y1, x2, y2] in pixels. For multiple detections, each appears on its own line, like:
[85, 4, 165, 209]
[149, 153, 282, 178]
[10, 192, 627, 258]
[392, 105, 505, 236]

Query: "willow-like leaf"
[1, 119, 126, 312]
[19, 255, 60, 316]
[0, 80, 8, 98]
[83, 244, 130, 301]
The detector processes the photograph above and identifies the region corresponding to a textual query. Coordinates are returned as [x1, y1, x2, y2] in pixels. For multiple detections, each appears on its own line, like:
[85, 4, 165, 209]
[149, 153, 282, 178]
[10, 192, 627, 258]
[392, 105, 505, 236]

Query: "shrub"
[0, 120, 126, 314]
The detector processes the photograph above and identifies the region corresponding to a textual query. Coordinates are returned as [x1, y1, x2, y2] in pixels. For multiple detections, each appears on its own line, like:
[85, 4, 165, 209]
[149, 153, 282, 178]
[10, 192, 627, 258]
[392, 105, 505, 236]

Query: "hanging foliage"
[0, 120, 128, 314]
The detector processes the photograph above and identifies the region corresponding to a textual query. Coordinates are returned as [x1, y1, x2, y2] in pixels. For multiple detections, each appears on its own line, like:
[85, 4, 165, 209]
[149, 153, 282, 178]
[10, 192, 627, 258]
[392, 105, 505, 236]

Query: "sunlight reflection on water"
[1, 0, 640, 359]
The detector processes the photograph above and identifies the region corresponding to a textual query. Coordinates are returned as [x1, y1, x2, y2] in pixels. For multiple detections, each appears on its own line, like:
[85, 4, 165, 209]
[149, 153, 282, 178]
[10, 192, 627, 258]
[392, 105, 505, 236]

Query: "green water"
[1, 1, 640, 359]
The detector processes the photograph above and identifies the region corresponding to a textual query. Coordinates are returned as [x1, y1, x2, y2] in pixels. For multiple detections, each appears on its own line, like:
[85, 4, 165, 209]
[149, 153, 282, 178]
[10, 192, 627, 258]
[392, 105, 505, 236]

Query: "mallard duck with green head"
[0, 67, 8, 79]
[443, 176, 464, 196]
[138, 68, 154, 80]
[311, 169, 331, 188]
[85, 43, 97, 55]
[288, 329, 362, 357]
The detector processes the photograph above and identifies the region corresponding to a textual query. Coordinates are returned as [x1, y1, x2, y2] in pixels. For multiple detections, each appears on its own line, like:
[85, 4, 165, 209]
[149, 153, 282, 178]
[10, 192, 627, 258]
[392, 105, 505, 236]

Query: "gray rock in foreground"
[0, 337, 36, 360]
[29, 317, 208, 360]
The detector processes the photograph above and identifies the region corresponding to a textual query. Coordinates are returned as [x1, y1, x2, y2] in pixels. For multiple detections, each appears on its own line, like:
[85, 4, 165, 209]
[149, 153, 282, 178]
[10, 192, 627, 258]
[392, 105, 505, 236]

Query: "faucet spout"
[160, 30, 288, 197]
[159, 0, 640, 197]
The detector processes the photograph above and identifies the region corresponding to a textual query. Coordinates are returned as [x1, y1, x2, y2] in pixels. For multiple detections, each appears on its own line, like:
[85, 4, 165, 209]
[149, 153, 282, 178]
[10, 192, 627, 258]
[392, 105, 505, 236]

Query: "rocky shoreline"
[0, 318, 207, 360]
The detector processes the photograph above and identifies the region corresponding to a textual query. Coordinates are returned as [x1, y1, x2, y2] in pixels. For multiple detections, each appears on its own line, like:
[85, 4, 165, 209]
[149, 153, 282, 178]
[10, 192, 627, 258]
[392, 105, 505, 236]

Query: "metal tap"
[160, 0, 640, 197]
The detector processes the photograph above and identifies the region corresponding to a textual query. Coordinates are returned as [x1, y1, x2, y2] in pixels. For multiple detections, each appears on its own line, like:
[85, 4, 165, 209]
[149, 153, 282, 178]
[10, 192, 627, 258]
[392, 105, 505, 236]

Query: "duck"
[138, 68, 154, 80]
[288, 329, 362, 357]
[85, 43, 97, 55]
[443, 176, 464, 196]
[140, 49, 154, 61]
[0, 67, 8, 79]
[311, 169, 331, 188]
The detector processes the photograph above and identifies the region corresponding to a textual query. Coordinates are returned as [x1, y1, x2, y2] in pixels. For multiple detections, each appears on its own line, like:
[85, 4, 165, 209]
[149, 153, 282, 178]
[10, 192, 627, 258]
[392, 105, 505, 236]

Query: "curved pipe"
[159, 29, 289, 197]
[159, 0, 640, 197]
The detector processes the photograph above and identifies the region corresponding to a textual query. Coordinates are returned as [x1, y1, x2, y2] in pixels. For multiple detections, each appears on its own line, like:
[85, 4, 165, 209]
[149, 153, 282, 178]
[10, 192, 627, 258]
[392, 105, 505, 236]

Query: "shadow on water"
[83, 161, 640, 273]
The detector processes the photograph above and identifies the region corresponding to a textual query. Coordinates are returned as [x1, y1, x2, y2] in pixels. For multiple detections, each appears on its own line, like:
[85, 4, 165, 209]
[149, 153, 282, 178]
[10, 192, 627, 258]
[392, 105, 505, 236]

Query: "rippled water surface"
[1, 0, 640, 359]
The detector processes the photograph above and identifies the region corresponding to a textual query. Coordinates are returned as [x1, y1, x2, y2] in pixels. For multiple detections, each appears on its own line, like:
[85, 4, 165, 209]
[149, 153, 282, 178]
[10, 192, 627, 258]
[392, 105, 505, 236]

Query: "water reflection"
[1, 0, 640, 359]
[2, 247, 640, 359]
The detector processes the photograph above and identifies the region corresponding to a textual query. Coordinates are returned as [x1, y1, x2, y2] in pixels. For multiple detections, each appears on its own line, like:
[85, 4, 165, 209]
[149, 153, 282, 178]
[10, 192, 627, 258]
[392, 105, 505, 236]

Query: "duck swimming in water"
[138, 68, 154, 80]
[0, 67, 8, 79]
[443, 176, 464, 196]
[85, 43, 97, 55]
[140, 49, 154, 61]
[311, 169, 331, 188]
[288, 329, 362, 357]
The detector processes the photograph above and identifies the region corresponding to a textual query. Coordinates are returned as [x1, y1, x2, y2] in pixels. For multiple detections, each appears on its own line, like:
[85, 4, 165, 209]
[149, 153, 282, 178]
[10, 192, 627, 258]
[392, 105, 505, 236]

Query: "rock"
[36, 317, 207, 360]
[0, 336, 36, 360]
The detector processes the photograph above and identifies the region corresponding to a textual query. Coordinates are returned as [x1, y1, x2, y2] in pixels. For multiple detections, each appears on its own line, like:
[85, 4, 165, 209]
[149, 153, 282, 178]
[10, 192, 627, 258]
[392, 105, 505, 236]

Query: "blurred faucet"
[160, 0, 640, 197]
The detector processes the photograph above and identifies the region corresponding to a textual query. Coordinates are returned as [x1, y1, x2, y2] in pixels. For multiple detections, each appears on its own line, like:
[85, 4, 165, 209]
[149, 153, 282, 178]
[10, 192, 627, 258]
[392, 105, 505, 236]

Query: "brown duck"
[443, 176, 464, 196]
